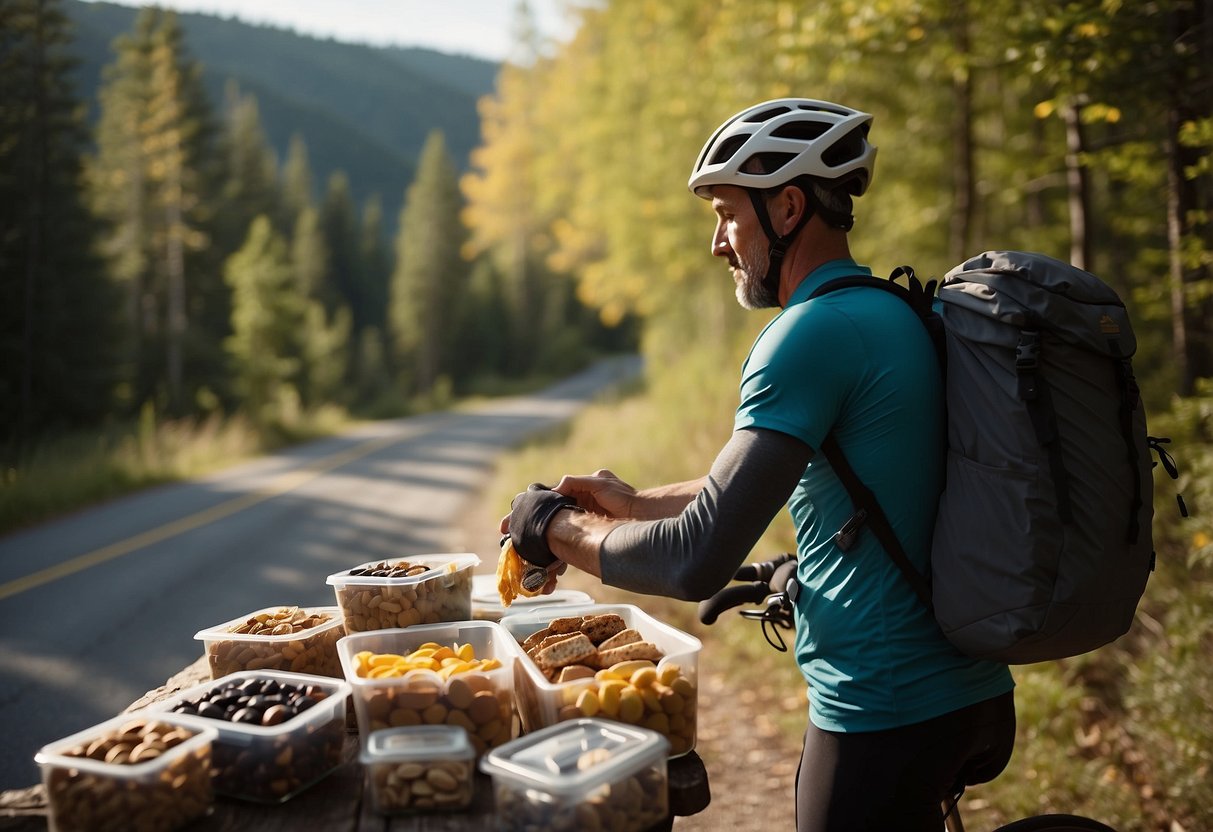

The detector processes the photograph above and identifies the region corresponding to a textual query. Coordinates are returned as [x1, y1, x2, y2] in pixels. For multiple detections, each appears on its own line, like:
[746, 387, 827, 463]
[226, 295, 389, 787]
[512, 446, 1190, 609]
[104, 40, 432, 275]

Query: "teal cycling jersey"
[735, 258, 1013, 732]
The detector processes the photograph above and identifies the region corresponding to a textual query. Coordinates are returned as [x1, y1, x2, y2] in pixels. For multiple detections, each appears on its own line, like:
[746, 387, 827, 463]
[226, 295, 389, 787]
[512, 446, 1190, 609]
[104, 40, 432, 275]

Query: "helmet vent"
[772, 120, 830, 142]
[743, 105, 792, 124]
[821, 126, 867, 168]
[747, 152, 796, 176]
[709, 135, 749, 166]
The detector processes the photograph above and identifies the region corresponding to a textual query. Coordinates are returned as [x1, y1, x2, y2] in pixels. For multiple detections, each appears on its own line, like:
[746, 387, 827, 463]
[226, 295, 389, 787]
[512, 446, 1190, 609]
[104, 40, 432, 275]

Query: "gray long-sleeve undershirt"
[599, 427, 813, 601]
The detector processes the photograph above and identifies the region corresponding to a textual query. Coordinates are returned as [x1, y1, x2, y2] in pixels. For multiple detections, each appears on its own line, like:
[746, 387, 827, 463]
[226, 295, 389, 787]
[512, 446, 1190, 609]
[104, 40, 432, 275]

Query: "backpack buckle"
[833, 509, 868, 552]
[1016, 330, 1042, 400]
[1015, 330, 1041, 372]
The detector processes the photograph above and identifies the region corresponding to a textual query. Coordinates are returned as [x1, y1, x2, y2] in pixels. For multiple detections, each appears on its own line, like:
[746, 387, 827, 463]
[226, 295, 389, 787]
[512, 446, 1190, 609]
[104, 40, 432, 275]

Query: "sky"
[80, 0, 580, 62]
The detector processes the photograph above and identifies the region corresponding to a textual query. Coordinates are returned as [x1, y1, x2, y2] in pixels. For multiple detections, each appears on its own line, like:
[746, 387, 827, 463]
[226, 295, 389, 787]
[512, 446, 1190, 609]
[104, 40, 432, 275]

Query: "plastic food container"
[194, 605, 345, 679]
[337, 620, 516, 757]
[149, 670, 350, 803]
[480, 718, 669, 832]
[470, 573, 595, 622]
[36, 713, 216, 832]
[502, 604, 701, 757]
[326, 554, 479, 633]
[360, 725, 475, 814]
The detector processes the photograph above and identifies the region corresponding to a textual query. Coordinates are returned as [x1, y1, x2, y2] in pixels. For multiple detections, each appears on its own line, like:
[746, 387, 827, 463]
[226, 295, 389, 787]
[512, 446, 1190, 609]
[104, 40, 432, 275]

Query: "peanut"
[367, 758, 473, 814]
[335, 560, 472, 633]
[491, 747, 667, 832]
[44, 720, 212, 832]
[205, 607, 343, 679]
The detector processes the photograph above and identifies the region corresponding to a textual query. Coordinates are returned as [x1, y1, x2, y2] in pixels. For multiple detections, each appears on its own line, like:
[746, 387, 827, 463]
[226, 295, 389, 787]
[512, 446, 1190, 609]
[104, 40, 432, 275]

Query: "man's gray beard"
[735, 243, 780, 310]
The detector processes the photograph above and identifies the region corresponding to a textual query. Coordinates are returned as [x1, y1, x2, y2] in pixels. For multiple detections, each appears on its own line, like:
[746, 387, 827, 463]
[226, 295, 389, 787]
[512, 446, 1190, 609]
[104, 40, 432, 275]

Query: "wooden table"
[0, 657, 710, 831]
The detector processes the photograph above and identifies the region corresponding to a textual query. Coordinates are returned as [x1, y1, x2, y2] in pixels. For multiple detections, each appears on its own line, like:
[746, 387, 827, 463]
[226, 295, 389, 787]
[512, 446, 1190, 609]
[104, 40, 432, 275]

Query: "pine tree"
[358, 195, 391, 334]
[319, 171, 361, 325]
[0, 0, 119, 452]
[217, 82, 281, 252]
[449, 256, 507, 384]
[289, 204, 350, 407]
[224, 215, 303, 426]
[290, 205, 327, 304]
[85, 6, 155, 407]
[280, 133, 314, 229]
[389, 130, 468, 393]
[86, 8, 222, 414]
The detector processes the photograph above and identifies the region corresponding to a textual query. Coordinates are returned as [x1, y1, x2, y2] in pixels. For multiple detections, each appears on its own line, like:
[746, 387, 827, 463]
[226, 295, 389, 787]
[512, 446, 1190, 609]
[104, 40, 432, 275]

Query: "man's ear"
[774, 184, 809, 236]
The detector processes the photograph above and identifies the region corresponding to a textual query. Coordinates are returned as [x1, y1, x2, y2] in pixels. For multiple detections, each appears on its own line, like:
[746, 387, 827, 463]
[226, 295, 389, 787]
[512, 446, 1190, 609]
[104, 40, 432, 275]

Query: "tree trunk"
[948, 0, 975, 263]
[19, 0, 47, 451]
[166, 169, 186, 411]
[1062, 99, 1092, 270]
[1166, 0, 1213, 396]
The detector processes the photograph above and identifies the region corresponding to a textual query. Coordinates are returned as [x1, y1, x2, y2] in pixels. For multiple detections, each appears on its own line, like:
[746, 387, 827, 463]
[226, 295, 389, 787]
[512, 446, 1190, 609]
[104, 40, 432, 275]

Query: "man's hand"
[506, 483, 583, 567]
[552, 469, 639, 518]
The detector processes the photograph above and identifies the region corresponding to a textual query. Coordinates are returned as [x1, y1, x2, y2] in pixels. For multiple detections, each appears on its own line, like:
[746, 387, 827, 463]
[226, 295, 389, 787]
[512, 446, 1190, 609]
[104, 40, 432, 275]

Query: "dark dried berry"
[197, 702, 226, 721]
[261, 705, 290, 726]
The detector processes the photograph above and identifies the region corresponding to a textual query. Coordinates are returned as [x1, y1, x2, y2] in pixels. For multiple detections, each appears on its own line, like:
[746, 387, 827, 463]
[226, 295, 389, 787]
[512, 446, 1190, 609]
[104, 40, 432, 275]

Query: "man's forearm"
[631, 478, 707, 519]
[545, 508, 616, 577]
[538, 430, 811, 601]
[536, 478, 707, 584]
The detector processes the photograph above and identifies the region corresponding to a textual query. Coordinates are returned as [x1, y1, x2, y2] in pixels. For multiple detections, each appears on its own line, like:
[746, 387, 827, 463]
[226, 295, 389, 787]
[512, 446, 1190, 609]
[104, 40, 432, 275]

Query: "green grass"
[477, 351, 1213, 832]
[0, 366, 587, 537]
[0, 404, 351, 535]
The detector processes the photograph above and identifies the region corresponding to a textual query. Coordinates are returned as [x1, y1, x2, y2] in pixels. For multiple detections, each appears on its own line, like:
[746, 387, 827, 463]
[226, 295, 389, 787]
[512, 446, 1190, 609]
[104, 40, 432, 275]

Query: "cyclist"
[503, 98, 1016, 831]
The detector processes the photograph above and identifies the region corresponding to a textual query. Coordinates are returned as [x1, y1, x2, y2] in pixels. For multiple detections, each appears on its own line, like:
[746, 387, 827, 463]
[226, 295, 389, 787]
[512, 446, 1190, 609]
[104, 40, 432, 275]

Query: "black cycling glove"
[509, 483, 582, 567]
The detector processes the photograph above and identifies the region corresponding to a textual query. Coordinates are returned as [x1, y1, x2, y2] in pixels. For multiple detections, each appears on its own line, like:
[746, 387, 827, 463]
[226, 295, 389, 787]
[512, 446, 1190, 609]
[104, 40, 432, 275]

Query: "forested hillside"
[1, 0, 626, 473]
[64, 0, 498, 224]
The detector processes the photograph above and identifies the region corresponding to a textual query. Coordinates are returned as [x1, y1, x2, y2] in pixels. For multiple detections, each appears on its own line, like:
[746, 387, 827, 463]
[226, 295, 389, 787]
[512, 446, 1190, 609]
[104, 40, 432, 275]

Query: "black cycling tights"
[796, 691, 1016, 832]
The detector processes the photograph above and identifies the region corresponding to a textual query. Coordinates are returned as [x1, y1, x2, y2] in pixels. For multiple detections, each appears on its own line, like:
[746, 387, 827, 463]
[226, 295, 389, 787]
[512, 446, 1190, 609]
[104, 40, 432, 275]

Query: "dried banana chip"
[496, 538, 544, 606]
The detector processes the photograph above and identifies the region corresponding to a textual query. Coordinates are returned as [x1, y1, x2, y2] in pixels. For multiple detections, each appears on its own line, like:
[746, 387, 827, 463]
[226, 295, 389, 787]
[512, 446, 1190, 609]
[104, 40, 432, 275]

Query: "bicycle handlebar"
[697, 553, 798, 625]
[733, 552, 795, 583]
[697, 581, 770, 625]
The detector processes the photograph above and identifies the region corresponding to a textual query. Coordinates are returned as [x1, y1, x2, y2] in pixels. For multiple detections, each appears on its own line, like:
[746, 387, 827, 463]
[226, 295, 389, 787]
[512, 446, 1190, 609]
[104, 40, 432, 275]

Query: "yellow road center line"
[0, 433, 403, 602]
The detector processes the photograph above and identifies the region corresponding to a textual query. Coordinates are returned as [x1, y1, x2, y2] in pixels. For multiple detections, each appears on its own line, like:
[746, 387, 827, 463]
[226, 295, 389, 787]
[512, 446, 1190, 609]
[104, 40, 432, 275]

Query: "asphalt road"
[0, 357, 641, 790]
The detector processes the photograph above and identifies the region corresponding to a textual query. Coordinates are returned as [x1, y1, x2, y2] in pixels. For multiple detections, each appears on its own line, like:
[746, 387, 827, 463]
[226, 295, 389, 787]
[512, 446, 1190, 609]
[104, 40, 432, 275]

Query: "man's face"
[709, 185, 779, 310]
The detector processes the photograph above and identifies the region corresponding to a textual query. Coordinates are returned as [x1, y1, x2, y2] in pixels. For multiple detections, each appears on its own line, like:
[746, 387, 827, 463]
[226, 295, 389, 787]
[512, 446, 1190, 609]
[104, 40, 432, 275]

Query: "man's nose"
[711, 232, 730, 257]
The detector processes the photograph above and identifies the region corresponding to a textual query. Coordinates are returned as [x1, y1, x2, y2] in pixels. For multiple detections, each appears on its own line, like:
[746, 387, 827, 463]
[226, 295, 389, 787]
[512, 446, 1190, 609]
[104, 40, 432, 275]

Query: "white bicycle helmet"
[688, 98, 876, 199]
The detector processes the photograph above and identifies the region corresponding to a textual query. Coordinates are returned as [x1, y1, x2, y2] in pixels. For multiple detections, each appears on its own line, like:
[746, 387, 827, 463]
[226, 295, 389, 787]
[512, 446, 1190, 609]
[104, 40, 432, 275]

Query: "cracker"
[533, 631, 581, 654]
[557, 664, 597, 683]
[536, 632, 597, 670]
[579, 613, 627, 645]
[521, 625, 555, 652]
[597, 641, 663, 665]
[596, 627, 642, 652]
[548, 616, 586, 635]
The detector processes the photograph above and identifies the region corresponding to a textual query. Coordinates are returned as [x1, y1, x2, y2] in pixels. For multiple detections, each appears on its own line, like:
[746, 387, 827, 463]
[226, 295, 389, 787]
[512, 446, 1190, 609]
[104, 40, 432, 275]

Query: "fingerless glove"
[509, 483, 582, 567]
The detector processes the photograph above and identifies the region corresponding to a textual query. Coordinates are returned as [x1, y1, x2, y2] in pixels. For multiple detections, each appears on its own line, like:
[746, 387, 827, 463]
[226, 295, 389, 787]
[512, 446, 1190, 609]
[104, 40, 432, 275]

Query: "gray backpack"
[812, 250, 1179, 664]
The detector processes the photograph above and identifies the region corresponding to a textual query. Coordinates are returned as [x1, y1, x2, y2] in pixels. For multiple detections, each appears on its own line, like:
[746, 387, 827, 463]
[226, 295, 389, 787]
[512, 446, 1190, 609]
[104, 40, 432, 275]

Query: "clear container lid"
[479, 718, 668, 796]
[360, 725, 474, 766]
[326, 554, 479, 587]
[193, 605, 344, 643]
[471, 574, 595, 619]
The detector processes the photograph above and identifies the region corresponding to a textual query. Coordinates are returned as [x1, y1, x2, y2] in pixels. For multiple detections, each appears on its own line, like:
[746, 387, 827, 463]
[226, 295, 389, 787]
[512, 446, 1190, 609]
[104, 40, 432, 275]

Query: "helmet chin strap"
[746, 188, 815, 305]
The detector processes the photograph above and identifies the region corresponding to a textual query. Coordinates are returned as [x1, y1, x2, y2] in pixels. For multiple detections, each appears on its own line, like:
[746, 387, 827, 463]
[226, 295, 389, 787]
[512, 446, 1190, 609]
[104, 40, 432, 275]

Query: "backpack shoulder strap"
[809, 266, 939, 609]
[808, 267, 944, 367]
[820, 433, 934, 608]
